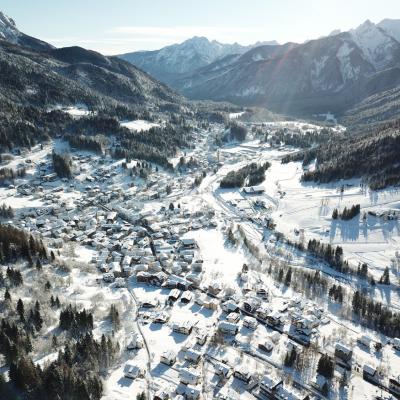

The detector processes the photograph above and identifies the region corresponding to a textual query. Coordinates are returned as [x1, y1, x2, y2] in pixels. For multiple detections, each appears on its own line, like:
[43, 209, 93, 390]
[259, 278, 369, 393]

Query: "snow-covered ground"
[120, 120, 159, 132]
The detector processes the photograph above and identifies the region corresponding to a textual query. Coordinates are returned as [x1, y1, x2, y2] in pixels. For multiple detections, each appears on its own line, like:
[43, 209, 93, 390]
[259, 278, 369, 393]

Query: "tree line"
[220, 162, 270, 188]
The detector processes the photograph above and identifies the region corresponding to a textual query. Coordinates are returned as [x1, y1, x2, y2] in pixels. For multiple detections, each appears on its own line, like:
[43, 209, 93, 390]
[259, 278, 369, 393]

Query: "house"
[106, 211, 118, 222]
[243, 186, 265, 195]
[389, 376, 400, 396]
[243, 297, 260, 313]
[176, 384, 200, 400]
[243, 316, 258, 330]
[393, 337, 400, 351]
[196, 331, 208, 346]
[357, 335, 372, 349]
[226, 312, 240, 324]
[214, 362, 231, 378]
[141, 298, 159, 308]
[126, 333, 144, 350]
[136, 271, 151, 283]
[181, 290, 193, 304]
[256, 305, 270, 320]
[266, 312, 284, 327]
[218, 321, 238, 335]
[181, 238, 198, 249]
[172, 320, 193, 335]
[259, 376, 283, 397]
[185, 349, 201, 364]
[123, 363, 145, 379]
[335, 343, 352, 364]
[208, 282, 222, 295]
[115, 277, 125, 288]
[203, 297, 219, 310]
[102, 272, 115, 283]
[234, 366, 252, 383]
[154, 390, 169, 400]
[222, 300, 239, 313]
[363, 364, 380, 385]
[160, 349, 176, 366]
[258, 340, 274, 353]
[168, 288, 182, 302]
[153, 311, 170, 324]
[179, 368, 201, 385]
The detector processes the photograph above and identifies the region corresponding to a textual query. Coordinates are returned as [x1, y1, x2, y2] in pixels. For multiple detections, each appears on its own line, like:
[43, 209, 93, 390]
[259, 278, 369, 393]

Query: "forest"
[282, 119, 400, 189]
[220, 162, 271, 188]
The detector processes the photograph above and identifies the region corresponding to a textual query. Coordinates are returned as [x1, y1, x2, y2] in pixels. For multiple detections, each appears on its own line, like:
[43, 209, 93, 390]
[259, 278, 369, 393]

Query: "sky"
[2, 0, 400, 55]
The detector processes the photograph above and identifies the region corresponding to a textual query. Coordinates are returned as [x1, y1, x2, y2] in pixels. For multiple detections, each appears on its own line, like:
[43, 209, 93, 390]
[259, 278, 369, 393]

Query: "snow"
[350, 20, 396, 70]
[120, 120, 159, 132]
[229, 112, 245, 119]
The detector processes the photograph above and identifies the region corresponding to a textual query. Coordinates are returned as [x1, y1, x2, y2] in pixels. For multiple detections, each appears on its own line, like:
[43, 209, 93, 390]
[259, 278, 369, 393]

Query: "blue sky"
[2, 0, 400, 54]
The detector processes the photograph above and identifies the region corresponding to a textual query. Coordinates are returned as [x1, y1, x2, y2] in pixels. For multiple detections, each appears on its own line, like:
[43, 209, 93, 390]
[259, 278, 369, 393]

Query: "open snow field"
[120, 120, 159, 132]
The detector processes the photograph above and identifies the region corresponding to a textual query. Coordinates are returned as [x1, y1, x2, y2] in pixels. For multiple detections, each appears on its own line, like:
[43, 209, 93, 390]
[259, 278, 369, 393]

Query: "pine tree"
[4, 288, 11, 302]
[17, 298, 25, 321]
[379, 267, 390, 285]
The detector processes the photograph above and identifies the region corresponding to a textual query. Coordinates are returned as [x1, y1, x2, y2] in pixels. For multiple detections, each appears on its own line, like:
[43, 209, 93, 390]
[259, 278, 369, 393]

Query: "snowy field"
[120, 120, 159, 132]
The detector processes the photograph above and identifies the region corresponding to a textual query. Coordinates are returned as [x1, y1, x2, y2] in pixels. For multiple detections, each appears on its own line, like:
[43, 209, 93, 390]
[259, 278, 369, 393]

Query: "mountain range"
[119, 37, 277, 86]
[119, 19, 400, 121]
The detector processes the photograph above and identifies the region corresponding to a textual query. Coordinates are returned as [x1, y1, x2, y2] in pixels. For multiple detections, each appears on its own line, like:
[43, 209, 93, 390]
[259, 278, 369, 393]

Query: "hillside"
[283, 119, 400, 189]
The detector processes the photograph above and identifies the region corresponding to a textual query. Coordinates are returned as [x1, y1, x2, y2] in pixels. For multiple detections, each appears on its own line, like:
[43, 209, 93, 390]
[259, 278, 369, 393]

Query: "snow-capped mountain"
[118, 36, 278, 85]
[0, 11, 53, 51]
[153, 19, 400, 116]
[350, 19, 400, 70]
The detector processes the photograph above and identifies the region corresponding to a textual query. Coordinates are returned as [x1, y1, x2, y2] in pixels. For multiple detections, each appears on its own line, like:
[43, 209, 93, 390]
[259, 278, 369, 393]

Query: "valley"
[1, 113, 400, 400]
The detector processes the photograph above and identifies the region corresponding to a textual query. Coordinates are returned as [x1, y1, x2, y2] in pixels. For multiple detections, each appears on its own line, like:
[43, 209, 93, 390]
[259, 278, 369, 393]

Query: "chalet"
[181, 290, 193, 304]
[181, 238, 198, 249]
[363, 364, 380, 385]
[256, 305, 270, 320]
[102, 272, 115, 283]
[335, 343, 352, 364]
[202, 297, 219, 310]
[168, 288, 182, 302]
[243, 186, 265, 195]
[389, 376, 400, 397]
[214, 362, 231, 378]
[266, 312, 284, 327]
[141, 298, 159, 308]
[154, 390, 169, 400]
[136, 271, 151, 283]
[107, 211, 118, 223]
[208, 282, 222, 295]
[393, 337, 400, 351]
[258, 340, 274, 353]
[160, 349, 176, 366]
[179, 368, 201, 385]
[218, 321, 238, 335]
[234, 366, 252, 383]
[172, 320, 194, 335]
[259, 376, 283, 397]
[243, 316, 258, 330]
[226, 312, 240, 324]
[153, 311, 170, 324]
[243, 297, 260, 313]
[126, 333, 144, 350]
[185, 349, 201, 364]
[195, 331, 208, 346]
[124, 363, 145, 379]
[176, 385, 200, 400]
[357, 335, 372, 349]
[222, 300, 240, 314]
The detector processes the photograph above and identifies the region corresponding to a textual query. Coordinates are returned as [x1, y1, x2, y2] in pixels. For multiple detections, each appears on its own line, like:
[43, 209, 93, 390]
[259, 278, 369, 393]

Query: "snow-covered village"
[1, 2, 400, 400]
